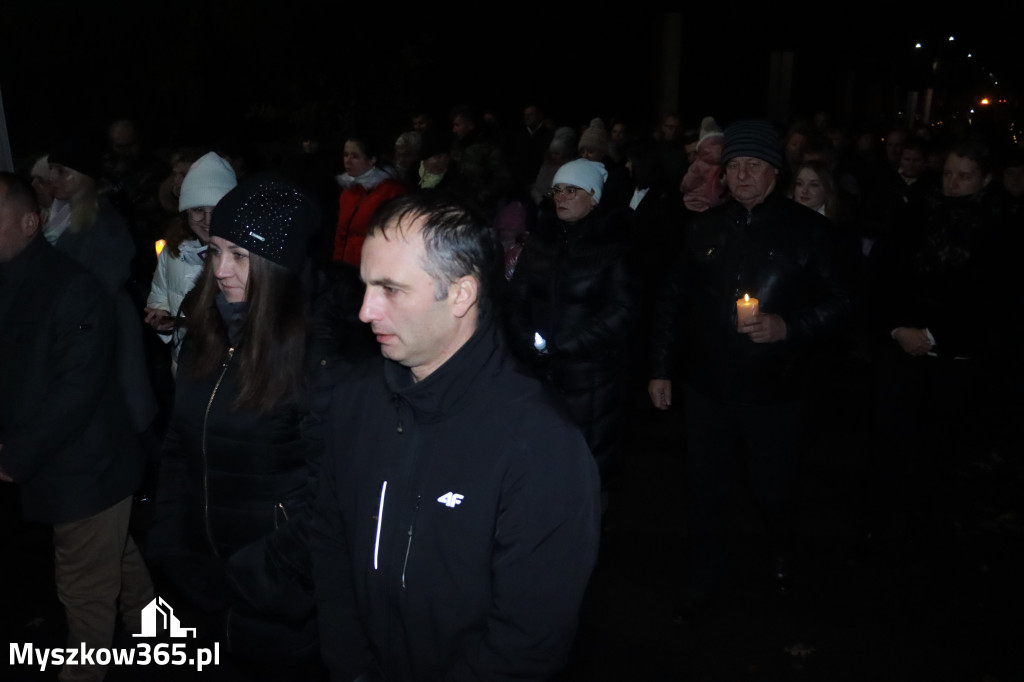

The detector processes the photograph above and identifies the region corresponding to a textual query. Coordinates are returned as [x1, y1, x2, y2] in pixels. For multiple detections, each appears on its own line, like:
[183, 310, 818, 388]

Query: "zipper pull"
[393, 394, 403, 433]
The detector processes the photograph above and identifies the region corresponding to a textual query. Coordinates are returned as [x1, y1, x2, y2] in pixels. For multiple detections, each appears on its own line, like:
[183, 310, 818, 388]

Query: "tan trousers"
[53, 496, 154, 682]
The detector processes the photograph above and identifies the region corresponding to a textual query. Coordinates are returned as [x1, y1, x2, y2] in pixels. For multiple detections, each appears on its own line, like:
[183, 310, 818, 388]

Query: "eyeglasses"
[187, 207, 214, 221]
[548, 185, 588, 197]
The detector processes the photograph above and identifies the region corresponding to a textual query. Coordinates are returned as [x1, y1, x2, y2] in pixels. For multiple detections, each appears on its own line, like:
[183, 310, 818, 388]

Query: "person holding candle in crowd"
[144, 151, 237, 374]
[648, 120, 854, 620]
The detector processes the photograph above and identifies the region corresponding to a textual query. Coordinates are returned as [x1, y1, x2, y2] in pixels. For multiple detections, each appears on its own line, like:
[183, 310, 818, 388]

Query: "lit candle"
[155, 239, 166, 257]
[736, 293, 759, 330]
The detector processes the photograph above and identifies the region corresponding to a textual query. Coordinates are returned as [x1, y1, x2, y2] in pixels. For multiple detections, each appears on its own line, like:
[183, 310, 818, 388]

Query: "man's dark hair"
[948, 137, 993, 177]
[368, 191, 501, 312]
[0, 171, 41, 215]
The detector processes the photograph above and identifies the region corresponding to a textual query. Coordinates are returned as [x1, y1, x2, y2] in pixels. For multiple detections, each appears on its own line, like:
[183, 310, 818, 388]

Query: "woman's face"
[552, 184, 597, 223]
[209, 235, 250, 303]
[187, 206, 214, 244]
[344, 141, 375, 177]
[794, 167, 826, 211]
[49, 163, 83, 201]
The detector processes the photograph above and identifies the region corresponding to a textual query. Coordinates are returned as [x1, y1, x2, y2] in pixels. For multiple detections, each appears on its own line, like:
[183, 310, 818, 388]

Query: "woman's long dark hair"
[185, 251, 308, 414]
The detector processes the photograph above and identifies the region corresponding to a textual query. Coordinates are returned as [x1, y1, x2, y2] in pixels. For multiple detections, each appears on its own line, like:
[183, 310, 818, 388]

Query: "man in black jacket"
[648, 121, 854, 617]
[0, 172, 152, 681]
[311, 192, 601, 682]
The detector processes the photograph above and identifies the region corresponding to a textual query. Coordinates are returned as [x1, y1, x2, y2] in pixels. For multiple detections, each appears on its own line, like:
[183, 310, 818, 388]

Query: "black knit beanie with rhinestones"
[210, 173, 314, 272]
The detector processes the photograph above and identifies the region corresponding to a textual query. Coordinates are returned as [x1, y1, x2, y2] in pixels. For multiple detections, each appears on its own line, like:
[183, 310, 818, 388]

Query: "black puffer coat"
[650, 192, 855, 405]
[149, 298, 348, 664]
[505, 203, 636, 477]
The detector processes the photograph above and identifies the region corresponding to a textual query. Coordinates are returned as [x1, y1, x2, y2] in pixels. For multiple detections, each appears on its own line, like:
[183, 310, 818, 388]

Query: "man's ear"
[20, 211, 40, 239]
[450, 276, 479, 318]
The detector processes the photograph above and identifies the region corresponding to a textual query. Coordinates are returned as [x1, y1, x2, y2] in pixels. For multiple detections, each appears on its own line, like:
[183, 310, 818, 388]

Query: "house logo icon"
[132, 597, 197, 638]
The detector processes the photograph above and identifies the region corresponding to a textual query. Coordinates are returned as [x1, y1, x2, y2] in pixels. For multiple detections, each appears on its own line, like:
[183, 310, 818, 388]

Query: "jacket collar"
[383, 318, 501, 424]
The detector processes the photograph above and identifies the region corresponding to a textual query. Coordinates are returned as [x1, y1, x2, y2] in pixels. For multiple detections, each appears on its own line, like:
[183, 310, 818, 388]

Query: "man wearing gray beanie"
[649, 119, 855, 619]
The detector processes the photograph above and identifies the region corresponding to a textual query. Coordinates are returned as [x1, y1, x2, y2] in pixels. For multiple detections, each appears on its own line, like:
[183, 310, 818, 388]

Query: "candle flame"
[155, 239, 166, 256]
[744, 293, 749, 302]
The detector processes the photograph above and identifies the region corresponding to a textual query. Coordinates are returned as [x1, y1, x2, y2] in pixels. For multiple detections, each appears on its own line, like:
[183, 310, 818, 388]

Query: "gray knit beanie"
[179, 152, 238, 211]
[722, 120, 783, 169]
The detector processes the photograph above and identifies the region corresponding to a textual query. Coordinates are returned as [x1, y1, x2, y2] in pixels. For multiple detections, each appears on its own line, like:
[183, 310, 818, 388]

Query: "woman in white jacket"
[145, 151, 237, 372]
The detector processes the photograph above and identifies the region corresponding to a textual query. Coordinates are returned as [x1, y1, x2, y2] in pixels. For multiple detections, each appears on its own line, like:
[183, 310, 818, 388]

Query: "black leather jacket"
[650, 192, 855, 405]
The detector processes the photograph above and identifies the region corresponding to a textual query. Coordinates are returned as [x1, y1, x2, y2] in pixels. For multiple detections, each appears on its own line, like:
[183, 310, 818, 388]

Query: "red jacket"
[332, 179, 405, 265]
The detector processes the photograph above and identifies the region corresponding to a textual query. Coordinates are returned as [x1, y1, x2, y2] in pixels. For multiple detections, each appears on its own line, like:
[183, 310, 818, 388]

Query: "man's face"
[359, 217, 468, 382]
[523, 106, 541, 128]
[1002, 165, 1024, 198]
[660, 116, 681, 141]
[725, 156, 778, 209]
[0, 186, 35, 263]
[412, 115, 430, 132]
[942, 154, 989, 198]
[171, 161, 191, 198]
[885, 130, 907, 167]
[899, 149, 924, 179]
[452, 116, 474, 140]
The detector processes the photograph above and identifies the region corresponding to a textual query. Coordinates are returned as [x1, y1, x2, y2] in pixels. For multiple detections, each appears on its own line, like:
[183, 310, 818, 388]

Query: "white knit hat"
[178, 152, 237, 211]
[552, 158, 608, 203]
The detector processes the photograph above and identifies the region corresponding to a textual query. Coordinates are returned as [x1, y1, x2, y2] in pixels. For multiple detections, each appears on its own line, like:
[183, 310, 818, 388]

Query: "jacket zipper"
[201, 347, 234, 557]
[401, 495, 422, 589]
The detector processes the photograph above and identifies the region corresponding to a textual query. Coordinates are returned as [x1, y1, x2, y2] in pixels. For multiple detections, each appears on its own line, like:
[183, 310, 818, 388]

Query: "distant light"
[155, 239, 166, 257]
[980, 99, 990, 106]
[915, 43, 922, 48]
[970, 109, 975, 114]
[948, 35, 955, 41]
[967, 53, 972, 58]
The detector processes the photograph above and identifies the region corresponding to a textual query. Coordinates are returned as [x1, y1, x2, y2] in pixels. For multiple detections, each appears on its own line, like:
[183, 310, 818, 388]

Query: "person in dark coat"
[310, 192, 600, 682]
[0, 172, 153, 682]
[649, 121, 855, 617]
[147, 174, 347, 678]
[48, 137, 158, 434]
[506, 158, 636, 485]
[867, 140, 1008, 532]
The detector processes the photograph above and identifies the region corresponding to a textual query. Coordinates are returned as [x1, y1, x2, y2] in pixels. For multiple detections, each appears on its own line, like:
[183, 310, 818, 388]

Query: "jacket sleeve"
[146, 249, 172, 311]
[444, 425, 601, 682]
[783, 222, 857, 349]
[0, 277, 116, 481]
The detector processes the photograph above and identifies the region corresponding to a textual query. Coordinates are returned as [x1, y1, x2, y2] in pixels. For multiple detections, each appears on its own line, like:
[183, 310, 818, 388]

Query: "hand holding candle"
[736, 294, 759, 331]
[737, 294, 788, 343]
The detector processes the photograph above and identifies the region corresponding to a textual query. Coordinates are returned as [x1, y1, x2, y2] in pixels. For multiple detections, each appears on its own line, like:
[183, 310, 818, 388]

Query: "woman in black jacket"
[506, 158, 636, 486]
[148, 174, 346, 678]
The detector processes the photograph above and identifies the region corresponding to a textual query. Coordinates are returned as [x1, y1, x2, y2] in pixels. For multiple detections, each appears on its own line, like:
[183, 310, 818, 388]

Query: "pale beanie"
[552, 158, 608, 203]
[578, 118, 609, 157]
[179, 152, 238, 211]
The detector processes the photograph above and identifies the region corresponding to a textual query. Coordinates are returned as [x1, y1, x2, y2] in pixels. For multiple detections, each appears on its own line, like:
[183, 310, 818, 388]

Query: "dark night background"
[2, 5, 1022, 163]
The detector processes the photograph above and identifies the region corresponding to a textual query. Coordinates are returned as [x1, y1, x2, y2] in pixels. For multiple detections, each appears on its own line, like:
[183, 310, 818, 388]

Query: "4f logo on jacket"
[437, 492, 464, 508]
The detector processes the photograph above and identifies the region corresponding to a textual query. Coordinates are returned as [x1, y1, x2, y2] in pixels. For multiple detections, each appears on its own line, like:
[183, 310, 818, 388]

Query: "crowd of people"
[1, 102, 1022, 681]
